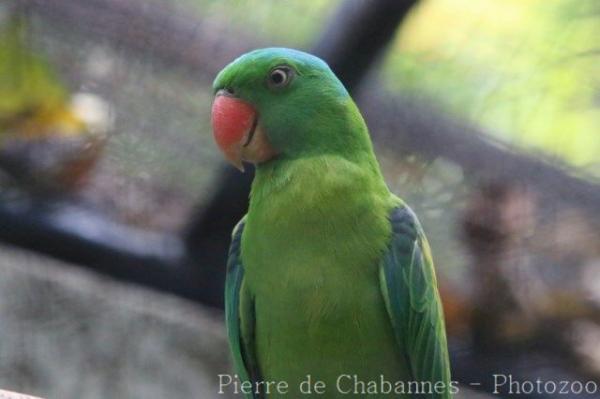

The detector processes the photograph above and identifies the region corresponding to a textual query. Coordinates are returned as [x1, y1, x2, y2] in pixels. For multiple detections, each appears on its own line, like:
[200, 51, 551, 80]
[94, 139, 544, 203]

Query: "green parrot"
[211, 48, 452, 398]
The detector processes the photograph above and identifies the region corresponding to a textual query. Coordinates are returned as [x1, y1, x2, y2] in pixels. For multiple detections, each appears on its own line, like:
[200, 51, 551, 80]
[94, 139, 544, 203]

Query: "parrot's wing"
[225, 217, 259, 399]
[379, 205, 452, 398]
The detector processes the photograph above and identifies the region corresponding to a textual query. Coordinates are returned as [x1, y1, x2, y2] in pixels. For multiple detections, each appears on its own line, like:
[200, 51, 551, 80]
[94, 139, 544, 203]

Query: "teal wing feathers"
[379, 206, 452, 398]
[225, 217, 258, 399]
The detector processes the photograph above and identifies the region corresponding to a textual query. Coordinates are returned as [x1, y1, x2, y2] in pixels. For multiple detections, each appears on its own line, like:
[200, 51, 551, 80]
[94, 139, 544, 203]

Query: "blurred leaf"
[0, 10, 82, 139]
[183, 0, 341, 46]
[383, 0, 600, 176]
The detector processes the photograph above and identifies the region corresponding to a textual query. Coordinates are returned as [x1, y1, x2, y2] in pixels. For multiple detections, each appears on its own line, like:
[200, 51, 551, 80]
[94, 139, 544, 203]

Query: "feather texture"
[217, 48, 452, 398]
[379, 206, 452, 398]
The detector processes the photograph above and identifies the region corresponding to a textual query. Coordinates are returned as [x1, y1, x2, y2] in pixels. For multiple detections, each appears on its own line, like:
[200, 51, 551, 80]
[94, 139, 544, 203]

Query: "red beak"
[211, 91, 257, 171]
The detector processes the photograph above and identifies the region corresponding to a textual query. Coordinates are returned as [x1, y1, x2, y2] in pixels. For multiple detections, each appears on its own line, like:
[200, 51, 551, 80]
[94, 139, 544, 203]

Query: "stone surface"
[0, 244, 233, 399]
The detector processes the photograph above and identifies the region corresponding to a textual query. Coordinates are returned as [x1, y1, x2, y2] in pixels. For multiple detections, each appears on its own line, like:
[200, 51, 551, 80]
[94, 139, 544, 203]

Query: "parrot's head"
[211, 48, 369, 171]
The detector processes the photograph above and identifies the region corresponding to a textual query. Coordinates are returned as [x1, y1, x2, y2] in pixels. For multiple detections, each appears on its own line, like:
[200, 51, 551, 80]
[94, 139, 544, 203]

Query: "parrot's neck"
[244, 154, 399, 276]
[251, 154, 390, 209]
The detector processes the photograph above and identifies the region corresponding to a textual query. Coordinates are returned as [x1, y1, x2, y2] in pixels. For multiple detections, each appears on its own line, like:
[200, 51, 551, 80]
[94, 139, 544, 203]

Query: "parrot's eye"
[267, 66, 293, 89]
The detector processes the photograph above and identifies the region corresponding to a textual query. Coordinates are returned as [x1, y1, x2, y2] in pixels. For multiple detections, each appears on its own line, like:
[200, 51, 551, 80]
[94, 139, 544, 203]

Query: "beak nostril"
[225, 87, 235, 95]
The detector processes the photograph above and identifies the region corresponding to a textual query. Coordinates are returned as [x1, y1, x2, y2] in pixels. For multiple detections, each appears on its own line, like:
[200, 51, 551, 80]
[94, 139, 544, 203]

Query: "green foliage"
[187, 0, 340, 46]
[0, 11, 66, 127]
[383, 0, 600, 176]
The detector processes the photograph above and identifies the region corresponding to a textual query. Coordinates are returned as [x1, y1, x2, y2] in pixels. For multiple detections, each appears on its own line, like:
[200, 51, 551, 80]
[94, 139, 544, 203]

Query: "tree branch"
[359, 90, 600, 212]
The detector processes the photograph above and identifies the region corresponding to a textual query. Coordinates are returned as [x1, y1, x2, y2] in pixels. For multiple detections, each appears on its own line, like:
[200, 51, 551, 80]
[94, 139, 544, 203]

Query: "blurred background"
[0, 0, 598, 397]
